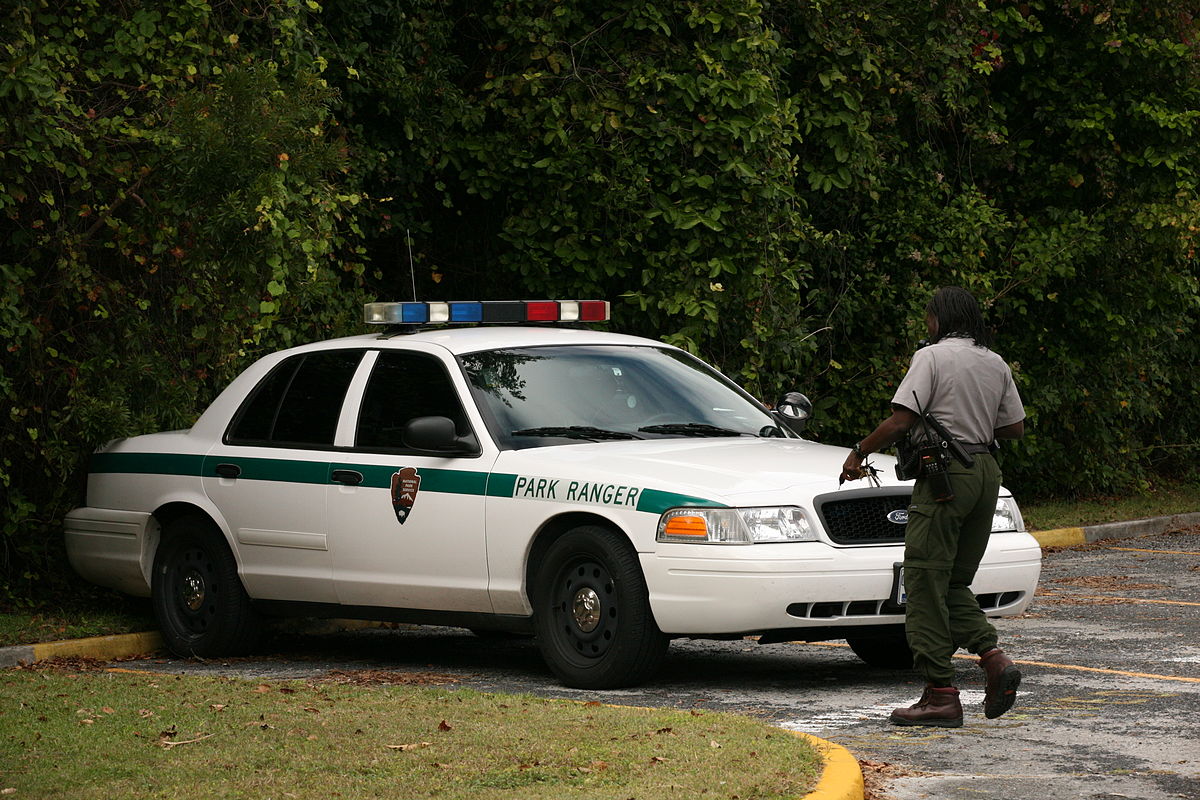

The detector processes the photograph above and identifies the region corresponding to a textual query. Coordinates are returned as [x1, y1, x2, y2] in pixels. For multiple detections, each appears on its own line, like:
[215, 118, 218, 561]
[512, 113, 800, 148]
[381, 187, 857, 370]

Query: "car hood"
[495, 437, 908, 507]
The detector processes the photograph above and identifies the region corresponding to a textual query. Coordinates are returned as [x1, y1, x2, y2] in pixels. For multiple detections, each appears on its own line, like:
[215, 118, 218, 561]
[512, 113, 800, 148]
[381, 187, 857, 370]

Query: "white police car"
[65, 300, 1041, 688]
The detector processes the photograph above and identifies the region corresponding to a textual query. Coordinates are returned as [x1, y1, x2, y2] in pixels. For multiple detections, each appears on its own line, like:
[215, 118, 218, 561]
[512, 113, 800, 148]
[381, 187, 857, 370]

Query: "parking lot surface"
[114, 528, 1200, 799]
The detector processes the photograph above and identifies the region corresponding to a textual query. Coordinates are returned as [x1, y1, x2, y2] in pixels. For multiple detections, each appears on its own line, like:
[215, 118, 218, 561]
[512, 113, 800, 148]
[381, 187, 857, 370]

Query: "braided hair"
[925, 287, 992, 347]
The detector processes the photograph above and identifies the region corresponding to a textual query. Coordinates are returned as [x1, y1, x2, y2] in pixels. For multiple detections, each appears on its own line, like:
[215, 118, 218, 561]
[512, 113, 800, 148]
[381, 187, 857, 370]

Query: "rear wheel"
[532, 526, 668, 689]
[847, 630, 913, 669]
[152, 516, 261, 657]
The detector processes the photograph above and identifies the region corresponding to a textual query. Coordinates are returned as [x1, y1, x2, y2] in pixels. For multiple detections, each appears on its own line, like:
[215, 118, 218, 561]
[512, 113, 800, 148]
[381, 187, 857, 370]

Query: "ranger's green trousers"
[903, 454, 1002, 685]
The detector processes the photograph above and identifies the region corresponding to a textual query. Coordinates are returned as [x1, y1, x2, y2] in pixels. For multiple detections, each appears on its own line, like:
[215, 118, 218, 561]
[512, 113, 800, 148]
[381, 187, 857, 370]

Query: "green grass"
[1020, 476, 1200, 531]
[0, 594, 155, 648]
[0, 668, 820, 800]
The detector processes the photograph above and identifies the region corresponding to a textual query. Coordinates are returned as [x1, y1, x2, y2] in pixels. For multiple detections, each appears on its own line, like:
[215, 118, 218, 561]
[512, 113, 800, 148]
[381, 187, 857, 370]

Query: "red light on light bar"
[579, 300, 609, 321]
[525, 301, 560, 321]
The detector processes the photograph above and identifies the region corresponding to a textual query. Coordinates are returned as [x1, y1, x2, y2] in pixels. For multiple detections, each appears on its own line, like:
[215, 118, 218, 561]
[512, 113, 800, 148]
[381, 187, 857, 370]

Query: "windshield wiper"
[637, 423, 748, 437]
[511, 426, 642, 441]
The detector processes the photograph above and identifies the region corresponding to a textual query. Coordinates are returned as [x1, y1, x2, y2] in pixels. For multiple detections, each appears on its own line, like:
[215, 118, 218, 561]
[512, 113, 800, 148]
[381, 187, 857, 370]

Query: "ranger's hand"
[839, 451, 864, 485]
[840, 451, 881, 487]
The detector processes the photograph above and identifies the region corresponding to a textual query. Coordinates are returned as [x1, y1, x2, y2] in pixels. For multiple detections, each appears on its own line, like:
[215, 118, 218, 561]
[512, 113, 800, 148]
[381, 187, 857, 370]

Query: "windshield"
[460, 344, 782, 448]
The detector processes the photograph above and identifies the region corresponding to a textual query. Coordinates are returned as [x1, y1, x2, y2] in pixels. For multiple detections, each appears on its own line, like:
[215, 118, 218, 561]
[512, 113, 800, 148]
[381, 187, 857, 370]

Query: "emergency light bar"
[364, 300, 610, 325]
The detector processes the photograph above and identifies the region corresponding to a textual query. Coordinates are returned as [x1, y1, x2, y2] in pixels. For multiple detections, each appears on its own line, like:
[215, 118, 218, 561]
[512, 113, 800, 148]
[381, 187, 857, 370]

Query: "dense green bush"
[0, 1, 369, 601]
[2, 0, 1197, 599]
[769, 2, 1200, 494]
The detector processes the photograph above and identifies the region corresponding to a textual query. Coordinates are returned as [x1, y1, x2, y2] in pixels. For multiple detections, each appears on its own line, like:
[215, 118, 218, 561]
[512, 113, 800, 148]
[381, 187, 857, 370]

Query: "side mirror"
[772, 392, 813, 436]
[403, 416, 476, 454]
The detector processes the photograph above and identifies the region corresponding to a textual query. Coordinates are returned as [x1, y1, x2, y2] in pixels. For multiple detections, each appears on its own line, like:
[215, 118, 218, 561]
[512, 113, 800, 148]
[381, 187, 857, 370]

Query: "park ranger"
[840, 286, 1026, 727]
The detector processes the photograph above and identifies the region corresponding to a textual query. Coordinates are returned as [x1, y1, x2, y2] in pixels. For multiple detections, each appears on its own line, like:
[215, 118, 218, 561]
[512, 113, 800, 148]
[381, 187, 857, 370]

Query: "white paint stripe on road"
[777, 689, 986, 733]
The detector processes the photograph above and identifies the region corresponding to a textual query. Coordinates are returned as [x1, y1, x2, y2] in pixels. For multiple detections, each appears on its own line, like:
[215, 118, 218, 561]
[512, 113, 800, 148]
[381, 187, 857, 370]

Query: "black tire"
[532, 526, 669, 689]
[151, 516, 261, 657]
[847, 630, 913, 669]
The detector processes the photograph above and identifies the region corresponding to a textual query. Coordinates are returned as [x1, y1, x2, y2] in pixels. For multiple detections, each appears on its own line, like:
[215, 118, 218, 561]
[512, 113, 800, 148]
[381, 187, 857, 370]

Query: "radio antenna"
[406, 228, 417, 302]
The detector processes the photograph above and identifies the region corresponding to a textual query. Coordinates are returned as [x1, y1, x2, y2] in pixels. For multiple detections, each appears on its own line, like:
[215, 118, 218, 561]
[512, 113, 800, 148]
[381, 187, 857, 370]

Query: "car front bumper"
[640, 533, 1042, 635]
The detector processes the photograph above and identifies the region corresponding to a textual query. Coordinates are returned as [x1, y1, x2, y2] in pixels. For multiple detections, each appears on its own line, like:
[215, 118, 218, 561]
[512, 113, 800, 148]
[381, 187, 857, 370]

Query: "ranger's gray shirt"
[892, 337, 1024, 446]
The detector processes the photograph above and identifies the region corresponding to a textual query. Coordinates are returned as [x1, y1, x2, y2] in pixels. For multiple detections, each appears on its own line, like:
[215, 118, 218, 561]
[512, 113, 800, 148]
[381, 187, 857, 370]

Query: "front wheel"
[152, 516, 261, 657]
[847, 630, 913, 669]
[532, 526, 668, 689]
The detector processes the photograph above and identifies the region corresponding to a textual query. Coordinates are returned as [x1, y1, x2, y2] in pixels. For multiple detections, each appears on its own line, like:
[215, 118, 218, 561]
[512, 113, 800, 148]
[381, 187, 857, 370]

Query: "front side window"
[227, 350, 363, 447]
[461, 345, 779, 449]
[356, 351, 475, 451]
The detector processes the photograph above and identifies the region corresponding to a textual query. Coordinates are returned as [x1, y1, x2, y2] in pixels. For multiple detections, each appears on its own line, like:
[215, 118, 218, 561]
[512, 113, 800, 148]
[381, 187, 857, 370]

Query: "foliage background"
[2, 0, 1197, 599]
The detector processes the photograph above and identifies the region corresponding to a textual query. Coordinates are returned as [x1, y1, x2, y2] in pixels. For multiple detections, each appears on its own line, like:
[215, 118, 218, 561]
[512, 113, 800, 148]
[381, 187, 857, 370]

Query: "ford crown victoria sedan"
[65, 300, 1041, 688]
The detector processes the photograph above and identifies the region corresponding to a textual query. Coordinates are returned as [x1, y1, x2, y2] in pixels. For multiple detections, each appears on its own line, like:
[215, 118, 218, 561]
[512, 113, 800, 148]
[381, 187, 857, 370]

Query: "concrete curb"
[790, 732, 865, 800]
[0, 630, 164, 669]
[1030, 511, 1200, 548]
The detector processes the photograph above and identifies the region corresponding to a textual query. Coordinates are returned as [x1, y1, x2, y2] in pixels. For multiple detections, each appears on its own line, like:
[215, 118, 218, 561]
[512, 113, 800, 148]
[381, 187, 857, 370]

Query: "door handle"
[215, 463, 241, 479]
[331, 469, 364, 486]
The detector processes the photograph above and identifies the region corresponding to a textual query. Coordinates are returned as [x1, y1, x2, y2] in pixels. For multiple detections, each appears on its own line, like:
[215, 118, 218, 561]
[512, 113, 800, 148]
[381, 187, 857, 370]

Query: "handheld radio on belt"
[910, 393, 955, 503]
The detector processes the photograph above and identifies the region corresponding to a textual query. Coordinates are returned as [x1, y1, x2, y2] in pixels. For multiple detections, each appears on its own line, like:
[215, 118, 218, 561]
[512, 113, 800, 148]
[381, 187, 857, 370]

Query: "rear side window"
[227, 350, 363, 447]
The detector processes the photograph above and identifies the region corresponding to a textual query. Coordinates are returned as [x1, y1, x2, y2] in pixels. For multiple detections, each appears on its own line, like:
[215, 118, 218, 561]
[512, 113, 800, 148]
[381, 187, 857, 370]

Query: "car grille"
[815, 489, 911, 545]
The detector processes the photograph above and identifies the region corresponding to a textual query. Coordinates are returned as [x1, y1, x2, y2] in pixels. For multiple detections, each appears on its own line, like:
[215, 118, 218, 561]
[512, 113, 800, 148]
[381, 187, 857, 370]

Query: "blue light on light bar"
[364, 300, 610, 326]
[449, 302, 483, 322]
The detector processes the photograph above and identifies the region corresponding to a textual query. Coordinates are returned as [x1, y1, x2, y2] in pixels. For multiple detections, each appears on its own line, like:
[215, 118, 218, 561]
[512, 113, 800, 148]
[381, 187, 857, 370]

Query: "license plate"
[891, 563, 907, 606]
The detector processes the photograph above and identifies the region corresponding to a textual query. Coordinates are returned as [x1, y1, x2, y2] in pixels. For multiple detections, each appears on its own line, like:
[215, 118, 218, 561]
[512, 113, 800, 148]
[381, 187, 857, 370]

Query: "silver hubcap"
[571, 587, 601, 632]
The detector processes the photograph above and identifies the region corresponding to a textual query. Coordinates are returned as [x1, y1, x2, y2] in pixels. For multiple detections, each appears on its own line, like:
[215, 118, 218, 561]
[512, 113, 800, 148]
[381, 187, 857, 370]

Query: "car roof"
[324, 325, 672, 357]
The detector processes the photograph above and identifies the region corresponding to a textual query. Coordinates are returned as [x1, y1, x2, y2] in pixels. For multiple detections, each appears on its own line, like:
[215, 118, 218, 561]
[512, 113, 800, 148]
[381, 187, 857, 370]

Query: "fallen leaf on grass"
[438, 720, 453, 732]
[159, 733, 216, 749]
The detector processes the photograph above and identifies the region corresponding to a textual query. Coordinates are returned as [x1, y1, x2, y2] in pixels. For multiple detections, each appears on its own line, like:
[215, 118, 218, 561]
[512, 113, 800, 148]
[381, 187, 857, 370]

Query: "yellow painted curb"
[790, 731, 864, 800]
[1032, 527, 1086, 547]
[30, 631, 164, 662]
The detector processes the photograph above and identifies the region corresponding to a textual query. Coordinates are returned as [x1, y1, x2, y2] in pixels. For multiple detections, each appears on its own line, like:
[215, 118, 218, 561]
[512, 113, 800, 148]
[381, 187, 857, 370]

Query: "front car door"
[327, 347, 496, 612]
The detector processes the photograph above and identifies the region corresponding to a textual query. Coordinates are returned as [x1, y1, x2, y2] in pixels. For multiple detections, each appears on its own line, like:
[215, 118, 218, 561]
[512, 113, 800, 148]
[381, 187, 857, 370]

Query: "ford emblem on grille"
[886, 509, 909, 525]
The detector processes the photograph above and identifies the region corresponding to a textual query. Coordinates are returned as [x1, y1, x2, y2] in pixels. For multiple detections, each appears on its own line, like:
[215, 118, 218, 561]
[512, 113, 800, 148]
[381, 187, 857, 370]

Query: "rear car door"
[203, 348, 365, 604]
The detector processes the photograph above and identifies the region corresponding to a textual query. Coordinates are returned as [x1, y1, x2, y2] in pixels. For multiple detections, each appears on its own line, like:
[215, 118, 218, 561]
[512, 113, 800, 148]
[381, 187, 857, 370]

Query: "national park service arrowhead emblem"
[390, 467, 421, 524]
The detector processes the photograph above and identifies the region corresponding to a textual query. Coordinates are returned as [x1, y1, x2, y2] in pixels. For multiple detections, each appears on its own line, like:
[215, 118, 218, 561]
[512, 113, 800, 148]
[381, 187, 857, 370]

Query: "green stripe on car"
[88, 452, 723, 512]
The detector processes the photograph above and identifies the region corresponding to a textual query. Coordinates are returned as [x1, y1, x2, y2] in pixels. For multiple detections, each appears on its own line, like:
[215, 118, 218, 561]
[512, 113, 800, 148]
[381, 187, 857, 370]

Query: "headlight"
[992, 497, 1024, 533]
[657, 507, 817, 544]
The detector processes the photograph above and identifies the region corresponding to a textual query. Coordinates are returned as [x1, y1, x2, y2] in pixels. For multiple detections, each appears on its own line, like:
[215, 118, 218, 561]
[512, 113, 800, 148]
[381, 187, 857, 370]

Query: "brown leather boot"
[889, 685, 963, 728]
[979, 647, 1021, 719]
